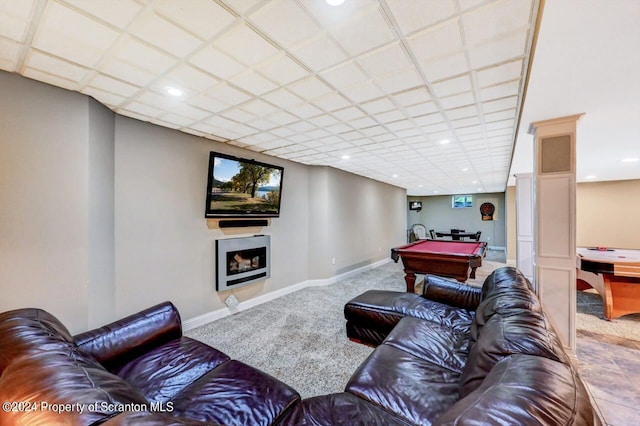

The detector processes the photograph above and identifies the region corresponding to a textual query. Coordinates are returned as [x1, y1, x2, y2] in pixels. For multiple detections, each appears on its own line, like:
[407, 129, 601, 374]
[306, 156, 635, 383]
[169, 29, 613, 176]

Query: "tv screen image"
[205, 152, 284, 218]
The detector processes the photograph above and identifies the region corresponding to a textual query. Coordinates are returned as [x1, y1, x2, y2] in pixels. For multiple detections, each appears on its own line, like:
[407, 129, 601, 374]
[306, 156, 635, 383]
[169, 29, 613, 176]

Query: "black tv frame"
[205, 152, 284, 219]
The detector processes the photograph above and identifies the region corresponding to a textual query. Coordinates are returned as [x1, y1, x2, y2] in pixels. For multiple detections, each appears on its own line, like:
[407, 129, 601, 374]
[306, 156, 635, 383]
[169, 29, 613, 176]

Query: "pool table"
[391, 239, 487, 292]
[576, 247, 640, 320]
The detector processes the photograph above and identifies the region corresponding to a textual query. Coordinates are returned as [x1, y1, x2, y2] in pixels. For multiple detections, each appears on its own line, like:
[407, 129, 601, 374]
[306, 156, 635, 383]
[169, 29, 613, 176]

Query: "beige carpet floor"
[186, 253, 639, 398]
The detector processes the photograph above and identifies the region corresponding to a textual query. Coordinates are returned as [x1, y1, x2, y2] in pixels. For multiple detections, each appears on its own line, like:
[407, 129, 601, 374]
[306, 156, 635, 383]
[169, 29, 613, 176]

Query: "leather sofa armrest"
[74, 301, 182, 372]
[422, 275, 481, 311]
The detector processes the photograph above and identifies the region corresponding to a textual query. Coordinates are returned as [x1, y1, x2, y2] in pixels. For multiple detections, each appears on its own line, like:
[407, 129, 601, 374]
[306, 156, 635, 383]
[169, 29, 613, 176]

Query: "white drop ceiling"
[1, 0, 638, 195]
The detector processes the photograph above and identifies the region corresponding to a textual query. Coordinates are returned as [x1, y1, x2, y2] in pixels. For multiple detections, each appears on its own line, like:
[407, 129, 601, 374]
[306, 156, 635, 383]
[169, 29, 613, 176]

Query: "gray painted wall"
[407, 193, 506, 247]
[88, 98, 115, 327]
[0, 71, 90, 329]
[0, 71, 406, 333]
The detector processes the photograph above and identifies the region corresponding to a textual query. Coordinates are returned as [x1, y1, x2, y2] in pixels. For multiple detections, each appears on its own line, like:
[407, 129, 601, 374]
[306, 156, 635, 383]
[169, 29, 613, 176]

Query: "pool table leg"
[470, 266, 477, 279]
[404, 271, 416, 293]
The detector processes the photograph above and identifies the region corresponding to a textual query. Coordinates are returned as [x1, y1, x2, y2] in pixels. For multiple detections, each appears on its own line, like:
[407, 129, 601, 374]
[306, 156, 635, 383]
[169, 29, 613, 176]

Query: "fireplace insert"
[216, 235, 270, 291]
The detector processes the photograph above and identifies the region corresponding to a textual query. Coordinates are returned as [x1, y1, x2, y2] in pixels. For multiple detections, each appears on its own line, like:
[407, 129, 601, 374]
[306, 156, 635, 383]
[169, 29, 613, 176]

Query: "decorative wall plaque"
[480, 202, 495, 221]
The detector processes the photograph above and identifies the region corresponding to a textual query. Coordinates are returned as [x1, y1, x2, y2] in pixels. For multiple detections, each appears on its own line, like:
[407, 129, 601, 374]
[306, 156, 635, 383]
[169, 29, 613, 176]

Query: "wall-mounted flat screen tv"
[205, 152, 284, 218]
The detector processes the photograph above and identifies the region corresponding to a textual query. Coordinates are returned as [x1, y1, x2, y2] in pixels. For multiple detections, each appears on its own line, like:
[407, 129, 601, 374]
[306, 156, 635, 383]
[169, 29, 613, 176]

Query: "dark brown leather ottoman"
[344, 287, 475, 346]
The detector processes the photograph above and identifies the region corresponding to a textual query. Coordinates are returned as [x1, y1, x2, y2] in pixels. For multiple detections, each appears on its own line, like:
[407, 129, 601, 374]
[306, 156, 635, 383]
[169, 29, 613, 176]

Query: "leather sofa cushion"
[383, 317, 469, 374]
[74, 301, 182, 372]
[423, 274, 481, 311]
[471, 288, 543, 343]
[480, 267, 533, 300]
[279, 392, 412, 426]
[102, 411, 217, 425]
[115, 337, 230, 403]
[0, 346, 148, 425]
[460, 310, 569, 398]
[170, 359, 300, 426]
[436, 355, 594, 426]
[346, 344, 460, 425]
[0, 308, 74, 373]
[345, 290, 475, 335]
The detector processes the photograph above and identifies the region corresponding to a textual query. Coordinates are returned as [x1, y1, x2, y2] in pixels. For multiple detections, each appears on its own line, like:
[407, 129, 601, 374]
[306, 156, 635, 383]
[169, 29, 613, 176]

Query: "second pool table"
[391, 239, 487, 292]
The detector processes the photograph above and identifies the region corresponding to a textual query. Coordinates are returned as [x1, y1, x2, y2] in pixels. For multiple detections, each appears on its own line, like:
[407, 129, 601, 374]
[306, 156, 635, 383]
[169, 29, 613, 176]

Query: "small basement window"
[452, 195, 473, 208]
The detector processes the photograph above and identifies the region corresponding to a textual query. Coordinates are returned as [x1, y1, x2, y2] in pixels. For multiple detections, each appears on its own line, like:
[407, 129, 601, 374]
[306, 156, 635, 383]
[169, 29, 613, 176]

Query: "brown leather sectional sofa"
[0, 266, 594, 425]
[0, 302, 299, 425]
[282, 266, 595, 425]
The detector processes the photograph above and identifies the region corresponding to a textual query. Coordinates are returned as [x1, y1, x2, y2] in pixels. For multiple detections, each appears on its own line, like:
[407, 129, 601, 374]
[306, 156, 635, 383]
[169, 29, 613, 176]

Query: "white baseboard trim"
[488, 246, 506, 251]
[183, 257, 391, 331]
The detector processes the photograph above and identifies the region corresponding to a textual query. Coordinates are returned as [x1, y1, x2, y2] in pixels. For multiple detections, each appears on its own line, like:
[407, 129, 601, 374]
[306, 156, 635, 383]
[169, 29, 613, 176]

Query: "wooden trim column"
[529, 114, 584, 350]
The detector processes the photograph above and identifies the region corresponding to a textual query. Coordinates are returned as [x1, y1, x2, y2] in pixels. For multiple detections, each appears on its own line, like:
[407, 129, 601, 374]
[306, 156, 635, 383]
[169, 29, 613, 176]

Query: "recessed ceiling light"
[440, 139, 450, 144]
[433, 190, 439, 194]
[418, 185, 423, 188]
[165, 86, 184, 97]
[341, 154, 350, 160]
[584, 175, 597, 180]
[462, 168, 468, 171]
[477, 188, 483, 191]
[622, 157, 639, 162]
[392, 174, 399, 178]
[325, 0, 346, 5]
[472, 180, 477, 184]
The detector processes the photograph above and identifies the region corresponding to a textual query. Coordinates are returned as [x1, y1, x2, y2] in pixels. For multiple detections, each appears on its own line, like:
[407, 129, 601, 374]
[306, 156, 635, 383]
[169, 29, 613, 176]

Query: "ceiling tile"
[222, 0, 262, 15]
[122, 101, 163, 118]
[190, 46, 245, 80]
[440, 91, 475, 109]
[33, 1, 120, 67]
[250, 0, 321, 47]
[23, 68, 77, 90]
[262, 89, 303, 108]
[332, 106, 365, 121]
[463, 0, 532, 46]
[152, 64, 218, 94]
[356, 42, 414, 78]
[290, 102, 324, 119]
[312, 93, 351, 111]
[385, 0, 456, 35]
[375, 69, 424, 95]
[419, 52, 469, 82]
[341, 80, 385, 103]
[156, 0, 236, 40]
[63, 0, 142, 29]
[88, 73, 140, 97]
[185, 93, 229, 113]
[360, 97, 396, 114]
[479, 80, 520, 101]
[288, 76, 333, 100]
[0, 38, 20, 71]
[405, 102, 439, 117]
[476, 59, 523, 87]
[230, 70, 277, 95]
[469, 32, 528, 69]
[321, 60, 369, 90]
[129, 12, 202, 58]
[241, 98, 279, 117]
[214, 22, 280, 66]
[299, 0, 375, 26]
[431, 74, 473, 97]
[0, 0, 34, 41]
[330, 5, 396, 57]
[291, 34, 348, 72]
[205, 83, 252, 104]
[408, 20, 463, 64]
[100, 58, 157, 87]
[257, 54, 309, 85]
[112, 36, 176, 74]
[482, 96, 518, 113]
[24, 50, 89, 82]
[221, 109, 255, 124]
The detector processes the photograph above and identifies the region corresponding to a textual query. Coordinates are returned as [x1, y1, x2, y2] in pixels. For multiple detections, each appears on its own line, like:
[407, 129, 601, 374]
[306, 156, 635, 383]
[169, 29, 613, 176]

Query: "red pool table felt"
[391, 239, 487, 292]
